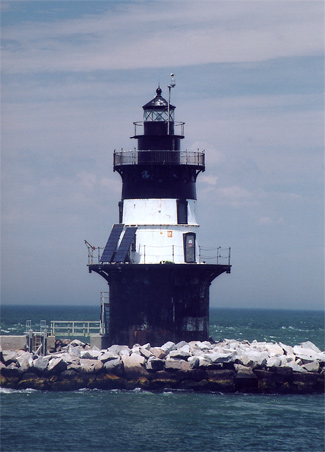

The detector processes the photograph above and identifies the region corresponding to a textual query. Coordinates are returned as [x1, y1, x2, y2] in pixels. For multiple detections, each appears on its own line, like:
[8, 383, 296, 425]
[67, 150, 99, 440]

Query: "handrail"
[50, 321, 100, 337]
[113, 149, 205, 169]
[133, 121, 185, 137]
[85, 244, 231, 266]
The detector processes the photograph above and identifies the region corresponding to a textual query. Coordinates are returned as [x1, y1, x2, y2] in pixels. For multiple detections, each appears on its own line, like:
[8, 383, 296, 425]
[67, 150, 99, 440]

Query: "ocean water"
[1, 306, 324, 452]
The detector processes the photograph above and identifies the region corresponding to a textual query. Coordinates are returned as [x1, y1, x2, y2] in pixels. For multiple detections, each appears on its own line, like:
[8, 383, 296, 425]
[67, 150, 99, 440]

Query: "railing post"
[143, 245, 146, 264]
[172, 245, 174, 262]
[217, 246, 221, 265]
[228, 247, 231, 266]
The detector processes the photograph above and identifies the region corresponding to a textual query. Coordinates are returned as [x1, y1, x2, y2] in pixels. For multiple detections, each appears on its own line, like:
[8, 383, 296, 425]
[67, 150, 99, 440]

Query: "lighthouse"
[87, 78, 231, 347]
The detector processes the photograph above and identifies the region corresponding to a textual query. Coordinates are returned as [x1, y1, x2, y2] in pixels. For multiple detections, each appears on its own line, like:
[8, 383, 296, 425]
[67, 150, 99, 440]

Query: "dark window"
[131, 234, 136, 252]
[177, 199, 188, 224]
[183, 232, 196, 263]
[118, 201, 123, 223]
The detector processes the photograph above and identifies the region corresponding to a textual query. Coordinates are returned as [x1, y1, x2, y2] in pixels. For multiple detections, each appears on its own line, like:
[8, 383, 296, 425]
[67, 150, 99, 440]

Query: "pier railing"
[50, 321, 100, 337]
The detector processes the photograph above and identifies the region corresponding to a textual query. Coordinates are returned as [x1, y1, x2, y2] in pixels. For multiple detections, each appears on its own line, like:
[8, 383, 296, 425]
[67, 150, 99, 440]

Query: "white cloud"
[1, 1, 323, 309]
[2, 1, 323, 74]
[257, 216, 285, 226]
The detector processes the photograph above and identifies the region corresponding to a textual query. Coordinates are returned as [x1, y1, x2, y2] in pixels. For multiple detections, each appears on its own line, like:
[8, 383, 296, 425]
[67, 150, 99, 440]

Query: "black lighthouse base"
[88, 263, 231, 347]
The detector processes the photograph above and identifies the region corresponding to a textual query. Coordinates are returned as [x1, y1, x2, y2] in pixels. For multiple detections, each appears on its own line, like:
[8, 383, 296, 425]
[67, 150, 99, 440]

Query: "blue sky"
[1, 0, 324, 310]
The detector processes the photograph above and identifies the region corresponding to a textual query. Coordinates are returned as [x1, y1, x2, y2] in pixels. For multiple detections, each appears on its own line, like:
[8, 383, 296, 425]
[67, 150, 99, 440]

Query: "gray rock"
[161, 341, 176, 354]
[145, 357, 164, 371]
[33, 356, 50, 373]
[168, 349, 191, 360]
[141, 343, 151, 350]
[107, 345, 130, 355]
[80, 350, 102, 360]
[195, 341, 212, 351]
[175, 341, 188, 349]
[103, 358, 122, 372]
[300, 341, 321, 353]
[303, 361, 320, 372]
[266, 356, 282, 368]
[47, 357, 67, 374]
[286, 361, 307, 373]
[235, 364, 257, 379]
[80, 359, 103, 374]
[2, 350, 18, 365]
[165, 359, 191, 372]
[68, 345, 81, 357]
[238, 351, 268, 368]
[122, 353, 147, 378]
[279, 342, 294, 355]
[100, 352, 119, 363]
[150, 347, 166, 359]
[198, 356, 212, 368]
[188, 356, 200, 369]
[139, 346, 153, 359]
[70, 339, 86, 348]
[209, 352, 234, 364]
[264, 343, 284, 356]
[17, 352, 33, 370]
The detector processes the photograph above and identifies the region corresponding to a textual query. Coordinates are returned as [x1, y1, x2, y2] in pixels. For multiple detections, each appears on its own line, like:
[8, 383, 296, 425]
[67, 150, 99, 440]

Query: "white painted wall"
[129, 225, 200, 264]
[120, 198, 200, 264]
[122, 198, 199, 225]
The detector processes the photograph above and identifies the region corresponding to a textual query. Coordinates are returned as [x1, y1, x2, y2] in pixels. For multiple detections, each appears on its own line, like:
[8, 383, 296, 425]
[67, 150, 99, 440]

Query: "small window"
[177, 199, 188, 224]
[183, 232, 196, 263]
[131, 234, 136, 252]
[118, 201, 123, 224]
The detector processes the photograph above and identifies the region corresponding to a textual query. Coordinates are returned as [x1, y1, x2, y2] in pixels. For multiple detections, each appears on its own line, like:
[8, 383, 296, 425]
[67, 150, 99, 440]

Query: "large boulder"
[17, 352, 33, 371]
[107, 345, 130, 355]
[79, 359, 103, 374]
[237, 351, 268, 368]
[139, 346, 153, 359]
[300, 341, 321, 353]
[46, 357, 67, 375]
[208, 352, 234, 364]
[103, 358, 123, 375]
[99, 352, 119, 363]
[145, 357, 165, 371]
[80, 349, 102, 360]
[161, 341, 176, 354]
[150, 347, 166, 359]
[122, 353, 148, 379]
[168, 349, 191, 360]
[68, 345, 81, 357]
[2, 350, 18, 365]
[33, 356, 50, 374]
[70, 339, 86, 348]
[303, 361, 320, 372]
[165, 359, 191, 372]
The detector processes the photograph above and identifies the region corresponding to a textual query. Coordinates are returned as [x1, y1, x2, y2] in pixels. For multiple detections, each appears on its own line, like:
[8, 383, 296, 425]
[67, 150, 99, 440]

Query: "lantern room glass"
[144, 109, 174, 122]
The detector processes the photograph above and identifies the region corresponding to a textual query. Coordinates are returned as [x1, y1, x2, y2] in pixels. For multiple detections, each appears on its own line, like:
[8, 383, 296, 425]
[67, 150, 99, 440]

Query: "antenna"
[167, 73, 176, 135]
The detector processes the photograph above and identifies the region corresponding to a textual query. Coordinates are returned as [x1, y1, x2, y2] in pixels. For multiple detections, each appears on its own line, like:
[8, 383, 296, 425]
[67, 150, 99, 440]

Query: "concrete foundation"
[0, 336, 27, 350]
[90, 335, 111, 349]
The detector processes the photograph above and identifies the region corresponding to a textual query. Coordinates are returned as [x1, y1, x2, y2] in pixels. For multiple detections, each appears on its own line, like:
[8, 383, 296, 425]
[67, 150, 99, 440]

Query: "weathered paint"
[89, 263, 230, 347]
[88, 85, 231, 346]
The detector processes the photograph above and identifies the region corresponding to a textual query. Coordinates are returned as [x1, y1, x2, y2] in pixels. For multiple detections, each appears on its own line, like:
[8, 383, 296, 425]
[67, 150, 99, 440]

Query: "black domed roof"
[142, 85, 175, 110]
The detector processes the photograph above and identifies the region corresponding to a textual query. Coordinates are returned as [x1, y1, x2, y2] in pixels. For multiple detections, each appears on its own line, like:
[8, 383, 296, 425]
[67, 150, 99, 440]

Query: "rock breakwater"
[1, 339, 324, 393]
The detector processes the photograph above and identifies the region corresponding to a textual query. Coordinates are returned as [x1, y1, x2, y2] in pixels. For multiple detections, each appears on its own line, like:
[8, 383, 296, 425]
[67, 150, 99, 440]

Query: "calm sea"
[1, 305, 324, 452]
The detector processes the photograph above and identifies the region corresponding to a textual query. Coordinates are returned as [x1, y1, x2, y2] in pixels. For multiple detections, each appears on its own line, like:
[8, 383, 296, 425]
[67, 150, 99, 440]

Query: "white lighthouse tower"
[87, 79, 231, 347]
